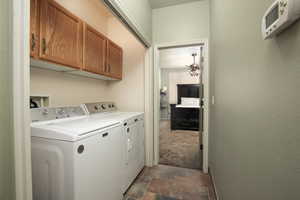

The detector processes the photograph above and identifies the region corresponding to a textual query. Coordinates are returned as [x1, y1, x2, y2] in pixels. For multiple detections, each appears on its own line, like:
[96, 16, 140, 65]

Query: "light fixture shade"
[187, 53, 200, 76]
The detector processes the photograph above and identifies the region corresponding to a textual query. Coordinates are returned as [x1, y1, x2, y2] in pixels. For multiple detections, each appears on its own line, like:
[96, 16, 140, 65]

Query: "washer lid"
[31, 117, 120, 141]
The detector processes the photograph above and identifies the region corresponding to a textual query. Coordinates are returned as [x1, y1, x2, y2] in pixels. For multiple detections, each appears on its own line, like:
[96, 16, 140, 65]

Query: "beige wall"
[31, 68, 110, 106]
[210, 0, 300, 199]
[0, 0, 14, 199]
[30, 0, 145, 111]
[107, 17, 146, 112]
[152, 1, 210, 44]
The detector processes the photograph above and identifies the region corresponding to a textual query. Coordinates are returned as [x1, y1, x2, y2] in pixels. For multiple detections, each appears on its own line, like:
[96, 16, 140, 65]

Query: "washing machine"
[31, 106, 124, 200]
[82, 102, 145, 193]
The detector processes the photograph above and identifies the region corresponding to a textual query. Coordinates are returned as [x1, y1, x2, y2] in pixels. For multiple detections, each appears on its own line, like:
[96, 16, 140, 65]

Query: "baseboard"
[208, 167, 220, 200]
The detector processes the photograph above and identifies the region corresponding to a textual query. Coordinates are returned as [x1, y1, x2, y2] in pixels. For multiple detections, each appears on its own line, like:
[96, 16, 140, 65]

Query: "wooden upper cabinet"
[106, 40, 123, 80]
[30, 0, 40, 58]
[39, 0, 83, 69]
[83, 24, 107, 75]
[30, 0, 124, 80]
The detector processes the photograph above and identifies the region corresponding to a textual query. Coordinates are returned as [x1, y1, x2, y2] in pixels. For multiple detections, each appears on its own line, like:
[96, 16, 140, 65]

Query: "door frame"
[152, 39, 210, 173]
[12, 0, 33, 199]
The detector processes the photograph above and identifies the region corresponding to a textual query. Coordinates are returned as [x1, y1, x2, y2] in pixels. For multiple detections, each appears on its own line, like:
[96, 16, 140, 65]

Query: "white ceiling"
[149, 0, 201, 9]
[159, 46, 201, 68]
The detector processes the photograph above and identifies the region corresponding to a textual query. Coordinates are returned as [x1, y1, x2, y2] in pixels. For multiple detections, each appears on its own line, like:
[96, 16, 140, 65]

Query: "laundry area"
[29, 0, 147, 199]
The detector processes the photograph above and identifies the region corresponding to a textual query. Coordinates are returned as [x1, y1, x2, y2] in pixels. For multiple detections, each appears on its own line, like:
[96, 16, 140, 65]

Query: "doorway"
[153, 40, 210, 172]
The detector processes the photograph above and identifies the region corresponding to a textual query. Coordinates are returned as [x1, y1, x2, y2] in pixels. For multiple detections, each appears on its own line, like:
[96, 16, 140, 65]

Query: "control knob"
[57, 108, 65, 115]
[42, 109, 49, 115]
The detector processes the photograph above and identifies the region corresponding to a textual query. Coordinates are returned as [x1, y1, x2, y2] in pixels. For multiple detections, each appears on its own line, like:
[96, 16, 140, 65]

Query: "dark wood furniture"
[170, 84, 203, 131]
[170, 104, 200, 131]
[177, 84, 200, 104]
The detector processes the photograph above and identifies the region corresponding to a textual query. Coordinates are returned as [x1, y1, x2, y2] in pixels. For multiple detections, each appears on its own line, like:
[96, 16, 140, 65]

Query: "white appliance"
[82, 102, 145, 193]
[176, 97, 200, 108]
[31, 106, 124, 200]
[262, 0, 300, 39]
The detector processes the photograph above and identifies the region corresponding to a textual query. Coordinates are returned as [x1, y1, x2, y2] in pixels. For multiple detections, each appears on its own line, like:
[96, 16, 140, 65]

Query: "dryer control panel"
[83, 102, 117, 114]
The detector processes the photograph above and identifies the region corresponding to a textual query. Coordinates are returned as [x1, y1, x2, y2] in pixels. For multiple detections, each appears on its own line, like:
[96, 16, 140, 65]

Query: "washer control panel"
[31, 106, 85, 122]
[83, 102, 117, 114]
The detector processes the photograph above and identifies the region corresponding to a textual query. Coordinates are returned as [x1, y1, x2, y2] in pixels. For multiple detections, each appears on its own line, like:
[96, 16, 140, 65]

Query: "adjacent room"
[158, 46, 204, 170]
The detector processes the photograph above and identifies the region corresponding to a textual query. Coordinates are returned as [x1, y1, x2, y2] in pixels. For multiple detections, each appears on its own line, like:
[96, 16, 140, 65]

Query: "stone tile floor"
[159, 120, 202, 169]
[124, 165, 216, 200]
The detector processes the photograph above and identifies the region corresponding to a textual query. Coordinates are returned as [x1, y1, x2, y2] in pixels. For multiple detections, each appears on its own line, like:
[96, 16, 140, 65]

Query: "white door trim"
[144, 47, 155, 167]
[152, 39, 210, 173]
[12, 0, 32, 199]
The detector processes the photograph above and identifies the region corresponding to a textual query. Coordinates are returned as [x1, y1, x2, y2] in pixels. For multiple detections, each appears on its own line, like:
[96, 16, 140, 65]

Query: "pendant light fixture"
[187, 53, 200, 77]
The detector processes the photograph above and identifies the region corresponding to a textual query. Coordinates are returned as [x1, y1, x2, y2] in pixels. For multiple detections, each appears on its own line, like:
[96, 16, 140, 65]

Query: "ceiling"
[149, 0, 201, 9]
[159, 46, 201, 68]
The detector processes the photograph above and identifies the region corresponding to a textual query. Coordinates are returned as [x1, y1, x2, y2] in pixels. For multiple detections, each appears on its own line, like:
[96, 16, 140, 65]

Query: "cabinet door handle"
[31, 33, 36, 52]
[108, 64, 111, 73]
[102, 132, 109, 137]
[42, 38, 47, 54]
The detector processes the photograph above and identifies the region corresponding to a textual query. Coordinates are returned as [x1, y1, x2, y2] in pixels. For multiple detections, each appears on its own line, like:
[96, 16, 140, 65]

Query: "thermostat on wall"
[262, 0, 300, 39]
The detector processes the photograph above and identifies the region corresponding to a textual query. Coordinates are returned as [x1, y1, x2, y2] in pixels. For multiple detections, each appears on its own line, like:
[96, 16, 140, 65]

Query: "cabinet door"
[83, 24, 107, 74]
[106, 40, 123, 80]
[40, 0, 83, 69]
[30, 0, 40, 58]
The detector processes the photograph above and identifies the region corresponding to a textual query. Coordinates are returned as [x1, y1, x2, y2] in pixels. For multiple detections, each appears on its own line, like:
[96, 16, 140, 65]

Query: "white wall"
[107, 17, 146, 112]
[159, 46, 201, 68]
[152, 1, 210, 44]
